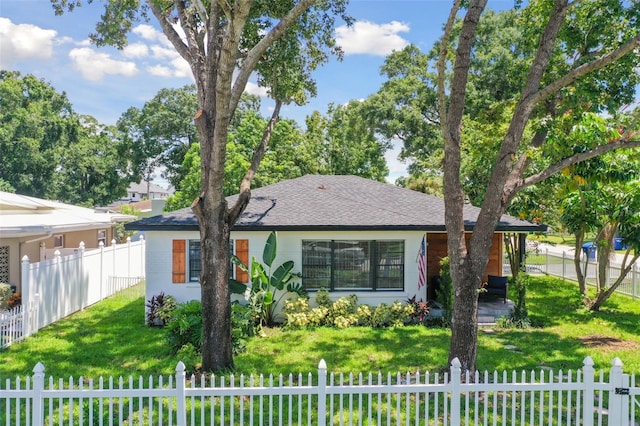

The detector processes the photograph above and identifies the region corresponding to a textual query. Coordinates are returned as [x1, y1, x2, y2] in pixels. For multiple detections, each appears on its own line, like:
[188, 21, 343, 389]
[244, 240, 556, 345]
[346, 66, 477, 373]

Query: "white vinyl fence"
[530, 248, 640, 300]
[0, 237, 145, 349]
[1, 357, 638, 425]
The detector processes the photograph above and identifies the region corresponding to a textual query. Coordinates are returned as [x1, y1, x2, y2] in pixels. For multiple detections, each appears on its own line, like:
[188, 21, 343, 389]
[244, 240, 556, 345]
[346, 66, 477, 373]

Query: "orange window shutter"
[172, 240, 186, 284]
[235, 239, 249, 283]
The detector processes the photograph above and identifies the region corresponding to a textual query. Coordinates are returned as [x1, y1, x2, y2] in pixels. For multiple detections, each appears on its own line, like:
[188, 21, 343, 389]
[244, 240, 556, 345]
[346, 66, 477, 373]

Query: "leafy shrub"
[370, 304, 390, 327]
[0, 284, 12, 310]
[242, 231, 306, 327]
[146, 292, 177, 326]
[165, 300, 203, 353]
[436, 257, 453, 327]
[175, 343, 201, 373]
[406, 296, 429, 324]
[283, 298, 311, 329]
[500, 271, 531, 329]
[307, 306, 329, 326]
[315, 288, 331, 307]
[231, 301, 254, 354]
[389, 301, 414, 327]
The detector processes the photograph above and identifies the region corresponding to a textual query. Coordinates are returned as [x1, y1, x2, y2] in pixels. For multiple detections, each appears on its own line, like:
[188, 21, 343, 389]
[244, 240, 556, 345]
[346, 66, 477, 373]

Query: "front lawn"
[1, 275, 639, 380]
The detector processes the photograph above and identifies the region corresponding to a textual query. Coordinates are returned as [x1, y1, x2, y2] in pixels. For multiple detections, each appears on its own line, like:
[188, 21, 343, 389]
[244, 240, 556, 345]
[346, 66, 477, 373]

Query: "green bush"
[436, 257, 453, 327]
[145, 292, 177, 326]
[166, 300, 253, 360]
[283, 293, 415, 330]
[165, 300, 203, 353]
[175, 343, 201, 373]
[0, 283, 12, 310]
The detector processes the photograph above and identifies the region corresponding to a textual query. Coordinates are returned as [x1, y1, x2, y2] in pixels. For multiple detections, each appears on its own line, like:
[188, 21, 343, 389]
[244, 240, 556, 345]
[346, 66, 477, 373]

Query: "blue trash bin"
[614, 237, 627, 250]
[582, 242, 596, 260]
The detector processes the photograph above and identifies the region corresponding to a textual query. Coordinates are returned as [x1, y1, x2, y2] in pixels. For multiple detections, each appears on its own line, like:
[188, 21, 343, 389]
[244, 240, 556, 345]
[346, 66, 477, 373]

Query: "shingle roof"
[125, 175, 545, 232]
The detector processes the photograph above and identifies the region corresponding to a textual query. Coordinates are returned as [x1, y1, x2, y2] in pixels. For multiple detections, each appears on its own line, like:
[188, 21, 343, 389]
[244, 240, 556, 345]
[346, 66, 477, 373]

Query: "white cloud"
[0, 18, 57, 68]
[336, 20, 410, 56]
[123, 42, 150, 59]
[146, 57, 191, 79]
[69, 48, 138, 81]
[151, 45, 178, 60]
[245, 81, 269, 97]
[171, 57, 191, 78]
[132, 24, 162, 42]
[147, 64, 174, 78]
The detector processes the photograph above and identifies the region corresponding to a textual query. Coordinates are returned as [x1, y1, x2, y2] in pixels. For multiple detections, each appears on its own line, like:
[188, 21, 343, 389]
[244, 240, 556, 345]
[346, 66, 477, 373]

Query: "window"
[188, 240, 201, 282]
[97, 229, 107, 246]
[172, 239, 249, 284]
[53, 235, 64, 248]
[302, 240, 404, 291]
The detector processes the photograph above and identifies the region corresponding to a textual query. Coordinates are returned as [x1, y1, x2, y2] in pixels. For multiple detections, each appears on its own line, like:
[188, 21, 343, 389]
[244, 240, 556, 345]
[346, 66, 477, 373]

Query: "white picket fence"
[1, 357, 638, 425]
[0, 237, 145, 349]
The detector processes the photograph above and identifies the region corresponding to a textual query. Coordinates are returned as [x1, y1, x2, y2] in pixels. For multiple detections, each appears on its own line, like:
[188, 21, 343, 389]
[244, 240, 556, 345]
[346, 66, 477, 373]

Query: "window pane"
[377, 241, 404, 289]
[302, 240, 331, 290]
[188, 240, 201, 282]
[333, 241, 371, 290]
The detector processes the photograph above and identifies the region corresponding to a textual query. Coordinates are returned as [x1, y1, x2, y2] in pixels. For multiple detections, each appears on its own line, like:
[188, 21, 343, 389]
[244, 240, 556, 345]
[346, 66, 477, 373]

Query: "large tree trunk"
[195, 197, 233, 370]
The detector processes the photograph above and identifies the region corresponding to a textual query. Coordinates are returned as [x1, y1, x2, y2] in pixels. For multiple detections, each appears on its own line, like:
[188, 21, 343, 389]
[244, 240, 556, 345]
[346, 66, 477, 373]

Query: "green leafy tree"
[53, 0, 351, 371]
[557, 113, 640, 310]
[51, 115, 132, 206]
[0, 71, 132, 205]
[117, 85, 199, 189]
[437, 0, 640, 372]
[0, 71, 74, 198]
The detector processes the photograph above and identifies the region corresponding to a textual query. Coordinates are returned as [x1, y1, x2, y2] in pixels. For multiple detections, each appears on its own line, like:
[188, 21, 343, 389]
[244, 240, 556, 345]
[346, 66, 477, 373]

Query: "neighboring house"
[121, 182, 173, 202]
[111, 199, 167, 218]
[0, 191, 136, 290]
[125, 175, 545, 307]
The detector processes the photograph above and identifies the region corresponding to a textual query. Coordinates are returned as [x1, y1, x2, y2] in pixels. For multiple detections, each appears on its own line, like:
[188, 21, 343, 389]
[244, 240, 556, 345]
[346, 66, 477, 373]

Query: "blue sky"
[0, 0, 513, 183]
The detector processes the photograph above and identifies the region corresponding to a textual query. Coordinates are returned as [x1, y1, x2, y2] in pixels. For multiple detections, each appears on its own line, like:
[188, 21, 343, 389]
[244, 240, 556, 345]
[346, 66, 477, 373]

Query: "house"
[126, 175, 545, 307]
[110, 199, 167, 218]
[0, 191, 136, 290]
[121, 181, 173, 202]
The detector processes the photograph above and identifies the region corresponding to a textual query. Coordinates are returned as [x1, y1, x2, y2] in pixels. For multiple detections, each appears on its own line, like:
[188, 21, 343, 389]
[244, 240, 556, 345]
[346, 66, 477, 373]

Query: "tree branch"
[531, 33, 640, 109]
[228, 99, 283, 223]
[518, 139, 640, 189]
[147, 1, 194, 65]
[229, 0, 318, 115]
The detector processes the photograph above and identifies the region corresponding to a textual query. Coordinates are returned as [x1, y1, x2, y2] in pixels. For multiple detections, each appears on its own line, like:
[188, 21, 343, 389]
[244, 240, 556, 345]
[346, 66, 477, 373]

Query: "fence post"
[140, 235, 146, 280]
[99, 241, 105, 300]
[175, 361, 186, 426]
[32, 294, 40, 337]
[32, 362, 45, 426]
[545, 248, 549, 274]
[112, 239, 117, 291]
[633, 262, 638, 299]
[21, 255, 30, 337]
[607, 357, 625, 426]
[127, 236, 132, 278]
[450, 358, 461, 426]
[582, 356, 594, 426]
[317, 359, 327, 426]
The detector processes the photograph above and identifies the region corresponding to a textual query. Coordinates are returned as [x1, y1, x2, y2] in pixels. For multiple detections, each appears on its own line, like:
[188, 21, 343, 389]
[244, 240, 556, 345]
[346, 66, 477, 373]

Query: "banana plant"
[234, 231, 305, 327]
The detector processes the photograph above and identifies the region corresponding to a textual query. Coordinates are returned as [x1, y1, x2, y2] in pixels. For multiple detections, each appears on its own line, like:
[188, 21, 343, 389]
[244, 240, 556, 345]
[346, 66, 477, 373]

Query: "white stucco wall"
[143, 230, 428, 308]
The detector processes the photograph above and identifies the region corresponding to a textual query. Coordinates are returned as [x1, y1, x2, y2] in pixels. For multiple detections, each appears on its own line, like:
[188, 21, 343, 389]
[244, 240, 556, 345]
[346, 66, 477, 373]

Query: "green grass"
[1, 276, 640, 381]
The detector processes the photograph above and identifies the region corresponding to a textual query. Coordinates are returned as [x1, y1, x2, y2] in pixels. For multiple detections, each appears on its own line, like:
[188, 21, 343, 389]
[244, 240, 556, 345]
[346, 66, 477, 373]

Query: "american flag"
[417, 235, 427, 289]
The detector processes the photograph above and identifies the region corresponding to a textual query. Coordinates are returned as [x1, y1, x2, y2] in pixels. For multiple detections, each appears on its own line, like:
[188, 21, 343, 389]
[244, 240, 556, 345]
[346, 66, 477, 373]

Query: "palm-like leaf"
[270, 260, 295, 290]
[262, 231, 277, 267]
